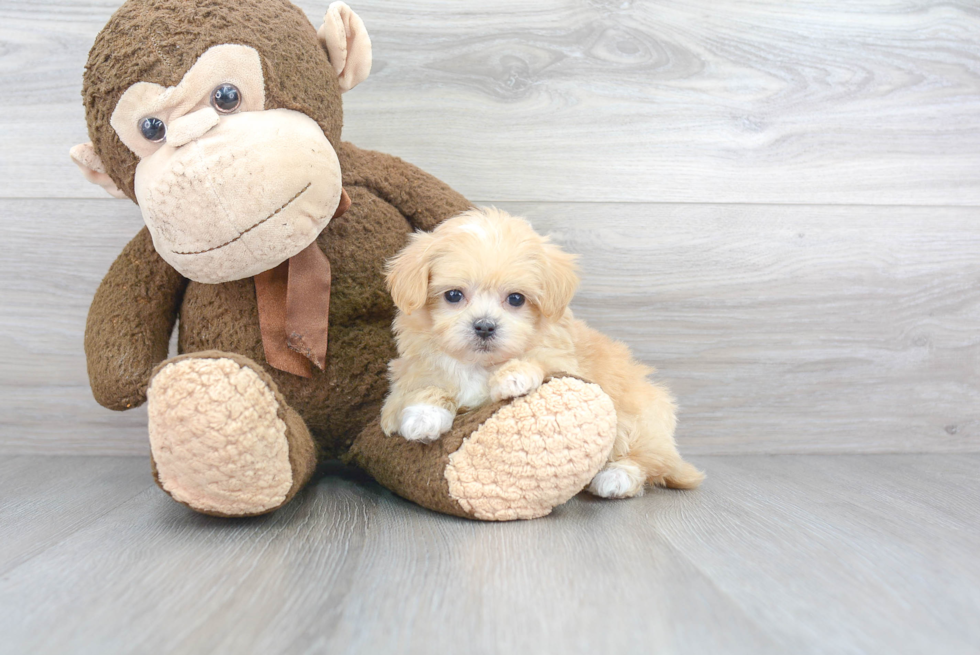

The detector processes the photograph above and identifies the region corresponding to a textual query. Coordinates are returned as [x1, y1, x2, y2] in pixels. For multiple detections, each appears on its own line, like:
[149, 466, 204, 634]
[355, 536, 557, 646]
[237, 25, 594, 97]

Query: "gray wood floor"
[2, 1, 979, 653]
[1, 454, 978, 655]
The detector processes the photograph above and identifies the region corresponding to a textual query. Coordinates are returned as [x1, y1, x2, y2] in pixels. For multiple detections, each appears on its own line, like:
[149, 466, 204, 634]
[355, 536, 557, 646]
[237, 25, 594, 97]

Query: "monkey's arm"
[338, 142, 472, 231]
[85, 227, 188, 410]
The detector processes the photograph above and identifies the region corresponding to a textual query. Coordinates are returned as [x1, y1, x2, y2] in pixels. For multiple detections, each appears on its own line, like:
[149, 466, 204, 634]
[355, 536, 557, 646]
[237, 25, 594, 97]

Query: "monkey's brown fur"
[82, 0, 618, 519]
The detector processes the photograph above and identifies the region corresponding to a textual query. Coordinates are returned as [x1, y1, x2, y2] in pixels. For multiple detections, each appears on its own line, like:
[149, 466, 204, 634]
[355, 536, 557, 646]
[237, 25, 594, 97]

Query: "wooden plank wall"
[1, 0, 978, 455]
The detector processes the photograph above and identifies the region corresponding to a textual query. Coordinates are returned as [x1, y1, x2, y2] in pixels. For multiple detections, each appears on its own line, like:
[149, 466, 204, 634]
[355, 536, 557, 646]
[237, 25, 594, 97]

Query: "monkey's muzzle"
[134, 109, 345, 284]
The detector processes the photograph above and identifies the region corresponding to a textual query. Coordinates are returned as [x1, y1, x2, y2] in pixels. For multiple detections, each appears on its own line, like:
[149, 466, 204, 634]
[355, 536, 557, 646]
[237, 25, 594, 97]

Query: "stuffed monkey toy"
[70, 0, 617, 520]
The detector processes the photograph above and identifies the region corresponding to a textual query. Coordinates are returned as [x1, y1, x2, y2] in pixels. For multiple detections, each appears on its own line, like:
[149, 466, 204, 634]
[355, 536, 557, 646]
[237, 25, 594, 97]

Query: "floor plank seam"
[658, 527, 793, 649]
[0, 483, 158, 578]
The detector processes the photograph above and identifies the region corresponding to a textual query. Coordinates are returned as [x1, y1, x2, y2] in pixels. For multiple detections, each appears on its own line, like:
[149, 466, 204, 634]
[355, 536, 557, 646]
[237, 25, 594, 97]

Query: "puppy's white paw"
[489, 368, 543, 402]
[399, 404, 454, 443]
[588, 462, 645, 499]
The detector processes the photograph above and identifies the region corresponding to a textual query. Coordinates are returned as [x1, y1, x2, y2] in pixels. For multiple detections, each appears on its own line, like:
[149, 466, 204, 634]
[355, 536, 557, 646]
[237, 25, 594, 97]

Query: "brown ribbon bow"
[253, 189, 351, 377]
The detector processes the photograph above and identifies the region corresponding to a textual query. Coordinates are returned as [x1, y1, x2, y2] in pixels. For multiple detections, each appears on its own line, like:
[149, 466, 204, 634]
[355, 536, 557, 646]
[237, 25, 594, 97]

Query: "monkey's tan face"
[109, 44, 345, 283]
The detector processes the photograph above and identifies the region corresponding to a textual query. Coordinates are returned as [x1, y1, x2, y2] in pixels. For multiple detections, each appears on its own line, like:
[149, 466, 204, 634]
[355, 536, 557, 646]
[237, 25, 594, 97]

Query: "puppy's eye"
[211, 83, 241, 113]
[139, 117, 166, 142]
[444, 289, 464, 303]
[507, 293, 526, 308]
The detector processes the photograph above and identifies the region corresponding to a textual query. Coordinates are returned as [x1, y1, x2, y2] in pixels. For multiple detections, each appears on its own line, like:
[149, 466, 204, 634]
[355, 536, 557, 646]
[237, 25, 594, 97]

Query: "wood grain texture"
[0, 454, 977, 654]
[0, 455, 152, 575]
[0, 198, 150, 455]
[1, 0, 979, 204]
[3, 6, 977, 653]
[3, 198, 977, 455]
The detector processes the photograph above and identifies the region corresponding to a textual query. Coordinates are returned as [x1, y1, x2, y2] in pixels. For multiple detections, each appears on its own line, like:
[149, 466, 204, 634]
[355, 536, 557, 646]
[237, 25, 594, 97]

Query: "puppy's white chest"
[438, 357, 491, 409]
[456, 369, 491, 409]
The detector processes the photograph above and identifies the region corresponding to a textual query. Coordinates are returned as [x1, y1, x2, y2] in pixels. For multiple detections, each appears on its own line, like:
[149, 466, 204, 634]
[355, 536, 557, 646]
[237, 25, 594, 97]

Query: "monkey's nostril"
[473, 318, 497, 340]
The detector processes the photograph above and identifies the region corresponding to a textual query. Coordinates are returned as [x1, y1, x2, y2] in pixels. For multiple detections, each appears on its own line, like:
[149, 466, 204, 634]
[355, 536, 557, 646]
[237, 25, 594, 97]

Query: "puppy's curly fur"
[381, 207, 703, 498]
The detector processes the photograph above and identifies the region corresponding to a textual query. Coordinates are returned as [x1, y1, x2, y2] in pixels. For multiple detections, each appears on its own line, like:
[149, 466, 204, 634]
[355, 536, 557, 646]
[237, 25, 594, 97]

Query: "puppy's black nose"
[473, 318, 497, 340]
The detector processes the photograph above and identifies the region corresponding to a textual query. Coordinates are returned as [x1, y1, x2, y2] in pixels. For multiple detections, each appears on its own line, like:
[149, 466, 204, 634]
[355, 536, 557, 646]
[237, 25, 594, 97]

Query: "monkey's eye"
[444, 289, 464, 304]
[138, 117, 167, 143]
[507, 293, 526, 308]
[211, 83, 241, 113]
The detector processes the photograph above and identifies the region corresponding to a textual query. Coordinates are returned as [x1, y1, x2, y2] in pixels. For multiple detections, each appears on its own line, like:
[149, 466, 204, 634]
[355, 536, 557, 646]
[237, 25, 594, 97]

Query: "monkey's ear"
[69, 142, 127, 199]
[317, 2, 372, 92]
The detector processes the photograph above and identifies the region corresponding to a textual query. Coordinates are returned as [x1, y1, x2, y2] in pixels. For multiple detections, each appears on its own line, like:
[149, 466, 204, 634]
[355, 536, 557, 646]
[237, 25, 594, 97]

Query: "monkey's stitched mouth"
[172, 182, 312, 255]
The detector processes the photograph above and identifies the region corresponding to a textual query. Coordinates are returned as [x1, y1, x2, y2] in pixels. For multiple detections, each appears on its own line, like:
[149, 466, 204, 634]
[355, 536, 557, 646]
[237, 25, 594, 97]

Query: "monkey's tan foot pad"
[147, 354, 314, 517]
[348, 377, 616, 521]
[445, 377, 617, 520]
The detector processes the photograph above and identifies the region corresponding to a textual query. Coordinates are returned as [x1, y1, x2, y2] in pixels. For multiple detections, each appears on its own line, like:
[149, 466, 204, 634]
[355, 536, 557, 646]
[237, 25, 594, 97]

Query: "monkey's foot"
[349, 377, 617, 521]
[147, 352, 316, 517]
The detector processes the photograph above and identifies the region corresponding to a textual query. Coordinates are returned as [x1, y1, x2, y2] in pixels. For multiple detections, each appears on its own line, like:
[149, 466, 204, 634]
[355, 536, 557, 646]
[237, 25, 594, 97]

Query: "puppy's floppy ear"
[537, 242, 579, 319]
[386, 231, 434, 314]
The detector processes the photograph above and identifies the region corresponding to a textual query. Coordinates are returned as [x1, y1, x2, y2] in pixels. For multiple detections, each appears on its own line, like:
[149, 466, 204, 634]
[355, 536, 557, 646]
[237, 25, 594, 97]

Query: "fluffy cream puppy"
[381, 207, 704, 498]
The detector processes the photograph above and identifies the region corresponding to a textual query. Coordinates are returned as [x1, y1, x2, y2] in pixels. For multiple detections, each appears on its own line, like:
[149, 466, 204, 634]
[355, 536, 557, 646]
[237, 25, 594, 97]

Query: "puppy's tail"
[663, 459, 705, 490]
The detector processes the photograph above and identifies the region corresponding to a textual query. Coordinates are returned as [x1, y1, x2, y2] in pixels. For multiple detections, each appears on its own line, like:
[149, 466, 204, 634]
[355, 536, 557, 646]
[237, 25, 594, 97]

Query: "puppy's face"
[427, 274, 538, 366]
[387, 208, 578, 366]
